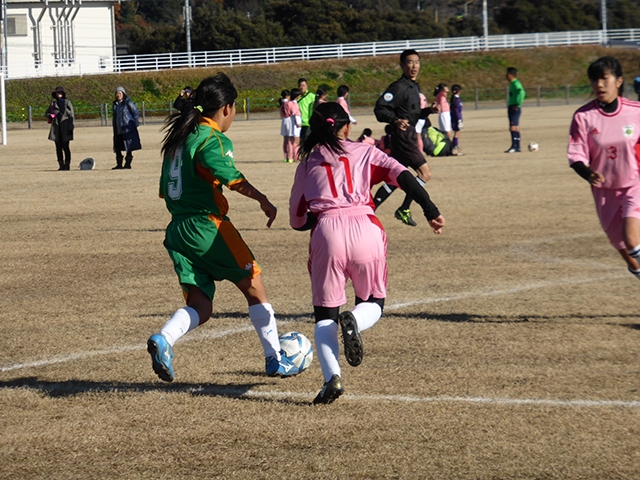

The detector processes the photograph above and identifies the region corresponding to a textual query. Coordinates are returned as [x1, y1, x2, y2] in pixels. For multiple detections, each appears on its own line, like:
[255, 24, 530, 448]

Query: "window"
[7, 15, 28, 36]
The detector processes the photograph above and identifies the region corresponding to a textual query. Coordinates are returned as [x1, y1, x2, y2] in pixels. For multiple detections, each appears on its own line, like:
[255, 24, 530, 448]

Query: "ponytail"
[298, 102, 350, 162]
[162, 73, 238, 159]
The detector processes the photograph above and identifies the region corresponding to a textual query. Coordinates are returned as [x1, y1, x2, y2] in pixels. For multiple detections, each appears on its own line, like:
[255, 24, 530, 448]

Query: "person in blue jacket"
[112, 86, 142, 169]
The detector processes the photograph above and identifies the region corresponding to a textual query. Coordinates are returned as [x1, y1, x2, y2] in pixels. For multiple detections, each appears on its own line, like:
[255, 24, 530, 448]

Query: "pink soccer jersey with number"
[568, 98, 640, 190]
[289, 140, 408, 227]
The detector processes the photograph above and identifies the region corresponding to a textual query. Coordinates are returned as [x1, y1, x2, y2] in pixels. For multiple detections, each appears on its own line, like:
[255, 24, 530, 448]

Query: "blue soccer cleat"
[265, 350, 301, 377]
[147, 333, 175, 382]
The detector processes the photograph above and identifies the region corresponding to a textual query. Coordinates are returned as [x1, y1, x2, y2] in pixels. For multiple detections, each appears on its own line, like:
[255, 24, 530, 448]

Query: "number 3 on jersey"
[321, 157, 353, 198]
[167, 147, 183, 200]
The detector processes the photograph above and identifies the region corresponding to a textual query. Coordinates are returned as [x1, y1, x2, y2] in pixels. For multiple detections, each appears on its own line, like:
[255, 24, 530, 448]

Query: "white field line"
[0, 272, 628, 374]
[213, 389, 640, 408]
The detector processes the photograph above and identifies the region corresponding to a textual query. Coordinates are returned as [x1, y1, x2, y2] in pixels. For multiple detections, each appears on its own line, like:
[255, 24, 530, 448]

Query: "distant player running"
[372, 49, 439, 227]
[289, 102, 445, 405]
[568, 56, 640, 280]
[147, 73, 301, 382]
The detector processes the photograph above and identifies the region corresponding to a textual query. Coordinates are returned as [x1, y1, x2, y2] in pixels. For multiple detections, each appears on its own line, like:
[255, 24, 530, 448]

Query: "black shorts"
[390, 126, 426, 170]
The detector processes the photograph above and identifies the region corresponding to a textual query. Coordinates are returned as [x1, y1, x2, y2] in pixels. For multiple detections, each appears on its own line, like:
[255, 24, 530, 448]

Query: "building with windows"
[2, 0, 124, 79]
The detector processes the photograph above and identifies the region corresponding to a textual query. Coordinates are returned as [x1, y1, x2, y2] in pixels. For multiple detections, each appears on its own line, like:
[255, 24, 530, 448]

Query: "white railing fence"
[112, 29, 639, 74]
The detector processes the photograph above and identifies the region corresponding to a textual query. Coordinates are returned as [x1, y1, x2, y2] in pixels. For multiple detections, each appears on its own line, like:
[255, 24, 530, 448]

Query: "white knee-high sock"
[352, 302, 382, 332]
[160, 306, 200, 346]
[314, 320, 341, 382]
[249, 303, 280, 359]
[628, 245, 640, 279]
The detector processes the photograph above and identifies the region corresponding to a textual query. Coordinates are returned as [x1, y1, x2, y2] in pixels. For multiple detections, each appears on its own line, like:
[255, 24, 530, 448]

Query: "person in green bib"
[297, 78, 316, 142]
[506, 67, 526, 153]
[147, 73, 302, 382]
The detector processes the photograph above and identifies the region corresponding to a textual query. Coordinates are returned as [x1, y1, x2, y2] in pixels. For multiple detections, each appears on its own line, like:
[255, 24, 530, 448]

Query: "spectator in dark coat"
[46, 86, 74, 170]
[112, 86, 141, 170]
[173, 86, 194, 113]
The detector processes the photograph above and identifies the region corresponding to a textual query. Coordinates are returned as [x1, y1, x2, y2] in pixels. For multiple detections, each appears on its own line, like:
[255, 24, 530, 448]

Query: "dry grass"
[0, 104, 639, 479]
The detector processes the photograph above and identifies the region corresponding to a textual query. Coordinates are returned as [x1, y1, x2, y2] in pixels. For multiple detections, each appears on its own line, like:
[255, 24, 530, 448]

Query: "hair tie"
[194, 105, 203, 113]
[325, 118, 335, 126]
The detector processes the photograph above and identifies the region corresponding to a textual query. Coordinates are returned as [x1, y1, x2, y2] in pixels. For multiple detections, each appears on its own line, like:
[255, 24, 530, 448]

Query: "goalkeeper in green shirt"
[506, 67, 525, 153]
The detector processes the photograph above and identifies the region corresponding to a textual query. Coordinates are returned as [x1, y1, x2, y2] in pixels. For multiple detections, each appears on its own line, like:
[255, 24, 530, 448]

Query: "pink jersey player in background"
[289, 102, 445, 405]
[568, 56, 640, 278]
[336, 84, 357, 125]
[280, 88, 302, 163]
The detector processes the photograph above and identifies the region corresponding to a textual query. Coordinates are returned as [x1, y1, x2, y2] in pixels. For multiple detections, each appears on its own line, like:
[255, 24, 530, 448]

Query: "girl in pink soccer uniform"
[568, 56, 640, 277]
[280, 88, 302, 162]
[289, 102, 445, 404]
[336, 85, 357, 125]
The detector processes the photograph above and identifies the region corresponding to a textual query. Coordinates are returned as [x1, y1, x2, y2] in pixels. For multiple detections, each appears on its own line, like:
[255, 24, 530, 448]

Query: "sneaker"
[147, 333, 175, 382]
[339, 311, 364, 367]
[313, 374, 344, 405]
[394, 208, 417, 227]
[505, 147, 521, 153]
[265, 350, 301, 377]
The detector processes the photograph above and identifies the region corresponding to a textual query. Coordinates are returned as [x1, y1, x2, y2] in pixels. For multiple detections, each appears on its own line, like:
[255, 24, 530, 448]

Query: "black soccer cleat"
[394, 208, 417, 226]
[313, 374, 344, 405]
[339, 311, 364, 367]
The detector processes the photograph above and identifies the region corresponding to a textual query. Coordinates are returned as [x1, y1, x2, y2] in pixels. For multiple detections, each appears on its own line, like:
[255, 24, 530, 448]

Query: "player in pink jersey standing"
[289, 102, 445, 404]
[568, 56, 640, 278]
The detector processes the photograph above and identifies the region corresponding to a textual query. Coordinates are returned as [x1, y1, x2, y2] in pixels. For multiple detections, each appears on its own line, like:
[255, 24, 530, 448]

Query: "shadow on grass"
[0, 377, 312, 405]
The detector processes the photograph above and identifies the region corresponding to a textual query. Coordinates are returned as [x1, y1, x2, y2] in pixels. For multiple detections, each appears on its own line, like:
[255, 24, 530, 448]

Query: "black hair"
[162, 73, 238, 160]
[357, 128, 373, 142]
[434, 83, 447, 96]
[450, 84, 461, 103]
[313, 87, 327, 108]
[384, 124, 393, 135]
[298, 78, 308, 85]
[337, 85, 350, 97]
[184, 86, 192, 92]
[506, 67, 517, 77]
[279, 89, 290, 106]
[290, 88, 302, 101]
[588, 56, 624, 97]
[400, 49, 420, 64]
[299, 102, 350, 162]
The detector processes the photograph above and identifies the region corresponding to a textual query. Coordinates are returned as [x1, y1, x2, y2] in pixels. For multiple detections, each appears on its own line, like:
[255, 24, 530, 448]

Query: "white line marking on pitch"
[0, 273, 629, 373]
[226, 389, 640, 408]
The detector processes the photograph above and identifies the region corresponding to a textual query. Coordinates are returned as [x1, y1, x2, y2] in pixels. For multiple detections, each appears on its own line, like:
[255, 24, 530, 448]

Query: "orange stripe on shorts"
[208, 214, 262, 279]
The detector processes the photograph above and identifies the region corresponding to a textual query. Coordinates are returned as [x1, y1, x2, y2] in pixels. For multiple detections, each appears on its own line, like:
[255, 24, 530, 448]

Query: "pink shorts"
[592, 183, 640, 250]
[308, 207, 388, 308]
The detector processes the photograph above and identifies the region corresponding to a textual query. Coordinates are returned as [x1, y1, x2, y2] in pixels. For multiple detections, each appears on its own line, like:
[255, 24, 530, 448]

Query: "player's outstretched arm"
[229, 181, 277, 228]
[395, 170, 445, 234]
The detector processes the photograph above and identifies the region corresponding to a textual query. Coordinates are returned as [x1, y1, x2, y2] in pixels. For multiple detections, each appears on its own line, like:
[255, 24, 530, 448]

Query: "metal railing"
[112, 29, 640, 73]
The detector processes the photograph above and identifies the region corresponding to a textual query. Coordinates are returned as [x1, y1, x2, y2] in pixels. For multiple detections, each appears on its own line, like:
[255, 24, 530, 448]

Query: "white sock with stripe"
[160, 306, 200, 346]
[314, 320, 341, 382]
[352, 302, 382, 332]
[249, 303, 280, 359]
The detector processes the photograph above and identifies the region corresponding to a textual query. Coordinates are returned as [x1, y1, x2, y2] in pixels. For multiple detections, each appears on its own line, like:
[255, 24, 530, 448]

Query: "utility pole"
[482, 0, 489, 51]
[600, 0, 607, 45]
[184, 0, 192, 66]
[1, 0, 7, 146]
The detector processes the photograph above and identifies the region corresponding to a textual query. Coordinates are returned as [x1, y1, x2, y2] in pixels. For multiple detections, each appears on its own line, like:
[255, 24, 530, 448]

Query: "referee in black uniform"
[373, 49, 438, 226]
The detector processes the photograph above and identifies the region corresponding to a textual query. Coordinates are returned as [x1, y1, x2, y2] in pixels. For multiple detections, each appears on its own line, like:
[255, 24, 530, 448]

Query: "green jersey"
[297, 91, 316, 127]
[159, 118, 246, 218]
[509, 78, 525, 107]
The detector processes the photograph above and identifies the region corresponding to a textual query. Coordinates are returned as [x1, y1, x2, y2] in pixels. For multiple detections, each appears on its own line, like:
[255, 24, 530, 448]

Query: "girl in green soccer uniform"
[147, 73, 301, 381]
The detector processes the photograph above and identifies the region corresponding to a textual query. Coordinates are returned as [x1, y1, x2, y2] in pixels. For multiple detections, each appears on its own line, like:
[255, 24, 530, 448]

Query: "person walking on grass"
[147, 73, 302, 382]
[372, 49, 439, 227]
[46, 86, 74, 171]
[568, 56, 640, 282]
[112, 86, 141, 169]
[289, 102, 445, 404]
[506, 67, 525, 153]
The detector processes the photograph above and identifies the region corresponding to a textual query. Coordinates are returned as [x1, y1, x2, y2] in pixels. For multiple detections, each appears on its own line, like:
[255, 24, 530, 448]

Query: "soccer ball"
[528, 142, 539, 152]
[279, 331, 313, 372]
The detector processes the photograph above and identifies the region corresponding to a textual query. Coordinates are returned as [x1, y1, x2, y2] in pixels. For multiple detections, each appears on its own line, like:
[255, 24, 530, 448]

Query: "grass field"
[0, 103, 639, 479]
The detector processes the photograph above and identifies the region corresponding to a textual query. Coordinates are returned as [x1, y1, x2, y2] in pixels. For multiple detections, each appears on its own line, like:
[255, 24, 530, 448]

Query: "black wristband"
[571, 162, 593, 182]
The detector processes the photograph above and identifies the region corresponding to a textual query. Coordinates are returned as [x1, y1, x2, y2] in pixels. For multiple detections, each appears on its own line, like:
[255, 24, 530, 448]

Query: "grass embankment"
[5, 45, 640, 120]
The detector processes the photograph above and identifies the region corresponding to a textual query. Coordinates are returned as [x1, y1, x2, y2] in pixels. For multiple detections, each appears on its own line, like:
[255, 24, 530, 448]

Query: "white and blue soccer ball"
[528, 142, 539, 152]
[278, 331, 313, 372]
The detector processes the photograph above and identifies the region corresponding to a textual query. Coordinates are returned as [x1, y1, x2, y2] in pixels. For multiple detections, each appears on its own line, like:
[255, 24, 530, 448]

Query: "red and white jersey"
[289, 140, 408, 229]
[568, 98, 640, 189]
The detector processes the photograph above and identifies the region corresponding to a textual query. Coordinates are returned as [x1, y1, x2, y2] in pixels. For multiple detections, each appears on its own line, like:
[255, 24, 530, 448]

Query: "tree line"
[116, 0, 640, 55]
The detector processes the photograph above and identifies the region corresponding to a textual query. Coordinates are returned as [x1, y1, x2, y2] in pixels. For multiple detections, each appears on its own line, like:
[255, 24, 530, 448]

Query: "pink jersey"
[435, 91, 450, 113]
[289, 140, 408, 228]
[336, 97, 350, 115]
[568, 98, 640, 190]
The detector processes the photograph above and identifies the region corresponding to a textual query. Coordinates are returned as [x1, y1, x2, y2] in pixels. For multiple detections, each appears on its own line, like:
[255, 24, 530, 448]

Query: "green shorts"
[164, 214, 262, 301]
